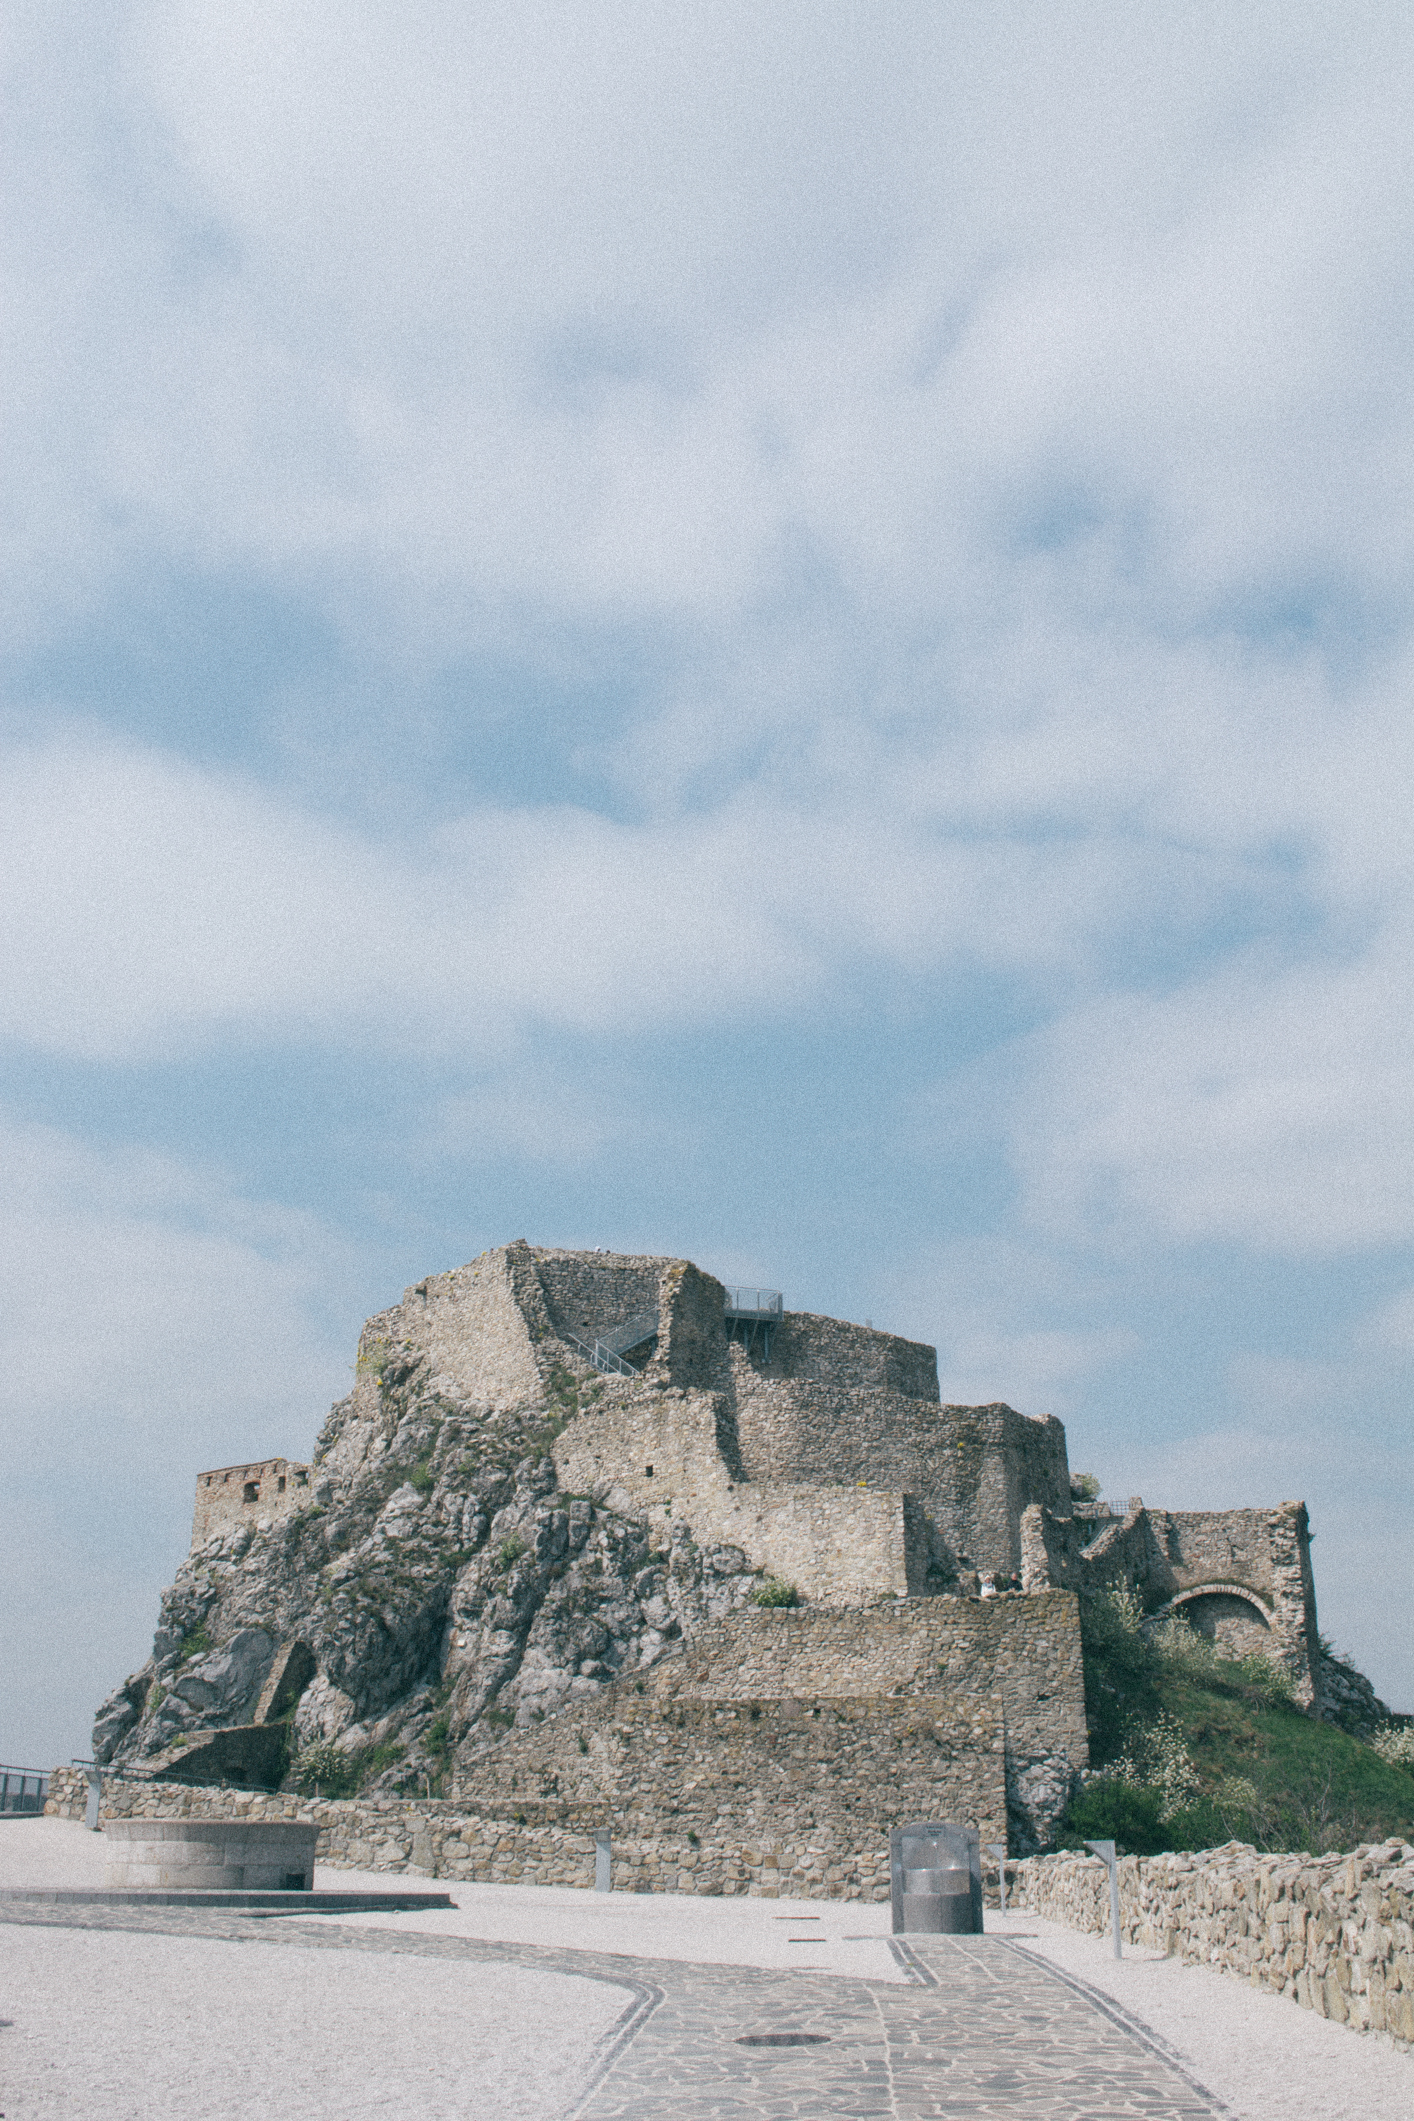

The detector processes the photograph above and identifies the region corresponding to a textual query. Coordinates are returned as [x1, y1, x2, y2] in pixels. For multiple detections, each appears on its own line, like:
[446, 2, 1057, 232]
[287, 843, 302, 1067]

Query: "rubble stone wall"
[1018, 1496, 1320, 1704]
[436, 1595, 1083, 1853]
[671, 1599, 1088, 1774]
[532, 1249, 665, 1348]
[45, 1673, 1005, 1897]
[191, 1459, 311, 1548]
[1012, 1841, 1414, 2044]
[551, 1382, 914, 1602]
[356, 1247, 545, 1415]
[743, 1311, 940, 1400]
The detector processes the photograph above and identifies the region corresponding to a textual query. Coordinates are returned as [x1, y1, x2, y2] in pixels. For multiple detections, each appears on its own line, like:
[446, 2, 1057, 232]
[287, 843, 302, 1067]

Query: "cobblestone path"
[1, 1904, 1222, 2120]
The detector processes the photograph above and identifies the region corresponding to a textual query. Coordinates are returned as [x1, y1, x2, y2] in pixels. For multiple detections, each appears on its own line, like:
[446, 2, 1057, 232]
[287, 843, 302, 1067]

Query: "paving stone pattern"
[1, 1900, 1219, 2119]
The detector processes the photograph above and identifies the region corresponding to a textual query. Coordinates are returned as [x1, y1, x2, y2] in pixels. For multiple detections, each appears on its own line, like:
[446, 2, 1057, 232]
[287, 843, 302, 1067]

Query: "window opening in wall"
[295, 1471, 308, 1486]
[243, 1482, 259, 1502]
[644, 1465, 654, 1477]
[277, 1476, 286, 1492]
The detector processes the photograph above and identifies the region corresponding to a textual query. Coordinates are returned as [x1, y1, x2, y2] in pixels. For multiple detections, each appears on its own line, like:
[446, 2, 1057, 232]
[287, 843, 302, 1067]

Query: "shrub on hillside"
[1060, 1779, 1169, 1855]
[1372, 1724, 1414, 1771]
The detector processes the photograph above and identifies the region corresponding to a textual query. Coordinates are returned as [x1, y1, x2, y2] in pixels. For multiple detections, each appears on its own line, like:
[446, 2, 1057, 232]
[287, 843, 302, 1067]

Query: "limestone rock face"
[97, 1306, 760, 1789]
[1319, 1649, 1393, 1740]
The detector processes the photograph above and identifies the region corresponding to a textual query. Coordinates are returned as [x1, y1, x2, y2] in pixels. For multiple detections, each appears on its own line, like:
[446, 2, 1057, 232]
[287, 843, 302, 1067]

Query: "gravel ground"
[0, 1925, 631, 2120]
[5, 1819, 1412, 2121]
[305, 1869, 910, 1981]
[0, 1824, 631, 2120]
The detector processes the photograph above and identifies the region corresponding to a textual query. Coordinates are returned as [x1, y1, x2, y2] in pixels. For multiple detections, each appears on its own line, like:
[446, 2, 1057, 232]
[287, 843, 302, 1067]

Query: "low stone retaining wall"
[43, 1767, 890, 1899]
[1013, 1842, 1414, 2043]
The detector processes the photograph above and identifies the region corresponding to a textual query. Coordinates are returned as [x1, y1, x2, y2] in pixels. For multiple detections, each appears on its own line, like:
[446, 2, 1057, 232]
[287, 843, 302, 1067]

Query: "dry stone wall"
[1012, 1842, 1414, 2044]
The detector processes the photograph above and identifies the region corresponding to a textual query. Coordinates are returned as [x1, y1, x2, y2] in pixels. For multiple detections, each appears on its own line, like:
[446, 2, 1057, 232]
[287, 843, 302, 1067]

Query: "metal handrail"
[598, 1309, 659, 1357]
[0, 1765, 50, 1815]
[724, 1287, 783, 1318]
[560, 1330, 639, 1379]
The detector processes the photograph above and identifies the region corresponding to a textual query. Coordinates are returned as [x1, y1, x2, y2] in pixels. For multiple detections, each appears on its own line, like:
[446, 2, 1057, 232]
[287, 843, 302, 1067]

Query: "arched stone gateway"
[1152, 1581, 1275, 1660]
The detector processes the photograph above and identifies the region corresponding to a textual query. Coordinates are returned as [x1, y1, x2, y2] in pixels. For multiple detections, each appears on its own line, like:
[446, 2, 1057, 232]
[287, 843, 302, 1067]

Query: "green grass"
[749, 1577, 800, 1608]
[1069, 1587, 1414, 1855]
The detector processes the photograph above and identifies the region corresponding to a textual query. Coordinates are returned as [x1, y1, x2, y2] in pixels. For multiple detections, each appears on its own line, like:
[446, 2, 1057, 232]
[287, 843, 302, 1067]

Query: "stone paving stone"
[1, 1903, 1222, 2120]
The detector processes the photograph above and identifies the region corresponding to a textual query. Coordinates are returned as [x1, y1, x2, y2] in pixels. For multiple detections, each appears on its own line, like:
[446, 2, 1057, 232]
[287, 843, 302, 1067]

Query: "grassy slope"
[1067, 1592, 1414, 1855]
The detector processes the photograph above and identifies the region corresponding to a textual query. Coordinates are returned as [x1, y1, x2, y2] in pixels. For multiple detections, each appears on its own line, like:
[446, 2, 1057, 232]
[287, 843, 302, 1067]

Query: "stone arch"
[1152, 1582, 1275, 1660]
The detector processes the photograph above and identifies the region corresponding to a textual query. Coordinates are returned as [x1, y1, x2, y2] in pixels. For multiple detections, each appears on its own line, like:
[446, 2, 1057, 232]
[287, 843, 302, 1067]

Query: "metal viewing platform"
[724, 1287, 783, 1358]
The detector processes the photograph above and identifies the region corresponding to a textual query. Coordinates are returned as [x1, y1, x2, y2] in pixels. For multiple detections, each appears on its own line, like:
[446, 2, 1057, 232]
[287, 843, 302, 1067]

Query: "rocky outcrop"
[1319, 1650, 1394, 1742]
[98, 1324, 761, 1791]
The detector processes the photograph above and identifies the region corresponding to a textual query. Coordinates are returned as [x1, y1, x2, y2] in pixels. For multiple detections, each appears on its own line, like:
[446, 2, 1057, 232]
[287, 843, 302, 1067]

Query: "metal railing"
[560, 1330, 640, 1379]
[598, 1309, 658, 1358]
[0, 1765, 50, 1815]
[723, 1288, 783, 1319]
[723, 1287, 783, 1359]
[561, 1309, 659, 1378]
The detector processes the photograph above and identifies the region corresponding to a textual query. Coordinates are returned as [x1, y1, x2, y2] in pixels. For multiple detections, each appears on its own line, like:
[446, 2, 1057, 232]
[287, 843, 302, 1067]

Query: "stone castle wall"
[1012, 1841, 1414, 2045]
[190, 1458, 311, 1548]
[215, 1238, 1303, 1658]
[47, 1665, 1005, 1897]
[740, 1311, 940, 1399]
[1022, 1494, 1321, 1702]
[444, 1596, 1084, 1854]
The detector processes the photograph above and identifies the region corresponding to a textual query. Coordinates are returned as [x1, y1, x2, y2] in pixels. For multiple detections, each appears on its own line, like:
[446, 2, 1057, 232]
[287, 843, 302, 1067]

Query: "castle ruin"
[269, 1241, 1323, 1693]
[94, 1242, 1327, 1872]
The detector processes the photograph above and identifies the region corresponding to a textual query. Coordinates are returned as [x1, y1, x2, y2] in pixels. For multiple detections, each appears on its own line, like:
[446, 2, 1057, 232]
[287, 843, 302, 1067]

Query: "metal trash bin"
[901, 1863, 975, 1933]
[890, 1823, 983, 1935]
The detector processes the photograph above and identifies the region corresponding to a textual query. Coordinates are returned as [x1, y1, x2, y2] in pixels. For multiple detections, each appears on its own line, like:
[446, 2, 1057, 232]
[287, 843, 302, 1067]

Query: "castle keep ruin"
[93, 1243, 1326, 1870]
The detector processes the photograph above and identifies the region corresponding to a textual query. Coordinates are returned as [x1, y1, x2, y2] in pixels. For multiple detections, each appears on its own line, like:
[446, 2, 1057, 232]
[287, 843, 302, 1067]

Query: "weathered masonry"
[89, 1242, 1326, 1861]
[329, 1243, 1321, 1693]
[191, 1457, 311, 1547]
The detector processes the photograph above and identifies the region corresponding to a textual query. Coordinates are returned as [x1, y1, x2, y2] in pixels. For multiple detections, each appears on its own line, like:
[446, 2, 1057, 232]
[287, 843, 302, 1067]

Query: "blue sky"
[4, 0, 1414, 1765]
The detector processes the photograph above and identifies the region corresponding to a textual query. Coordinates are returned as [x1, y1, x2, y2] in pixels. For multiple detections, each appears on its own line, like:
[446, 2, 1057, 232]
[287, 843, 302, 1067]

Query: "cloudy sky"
[4, 0, 1413, 1765]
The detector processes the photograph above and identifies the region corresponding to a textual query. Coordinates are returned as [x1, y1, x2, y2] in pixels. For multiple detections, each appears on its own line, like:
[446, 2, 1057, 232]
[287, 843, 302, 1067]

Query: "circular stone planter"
[103, 1819, 319, 1891]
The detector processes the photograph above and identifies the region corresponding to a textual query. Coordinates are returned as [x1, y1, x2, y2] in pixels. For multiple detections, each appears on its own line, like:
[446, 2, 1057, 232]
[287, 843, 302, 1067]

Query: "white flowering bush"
[1110, 1711, 1202, 1821]
[1371, 1723, 1414, 1770]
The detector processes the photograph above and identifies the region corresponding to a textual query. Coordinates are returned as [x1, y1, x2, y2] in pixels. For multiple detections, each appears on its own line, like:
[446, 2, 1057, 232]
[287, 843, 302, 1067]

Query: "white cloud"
[882, 1236, 1138, 1416]
[0, 728, 1183, 1061]
[5, 0, 1414, 1734]
[1010, 907, 1414, 1254]
[0, 1111, 375, 1759]
[0, 1114, 361, 1448]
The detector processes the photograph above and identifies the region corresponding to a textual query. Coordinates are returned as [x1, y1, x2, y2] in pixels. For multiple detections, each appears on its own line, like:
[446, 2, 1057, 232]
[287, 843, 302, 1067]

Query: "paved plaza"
[1, 1899, 1216, 2120]
[2, 1821, 1410, 2119]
